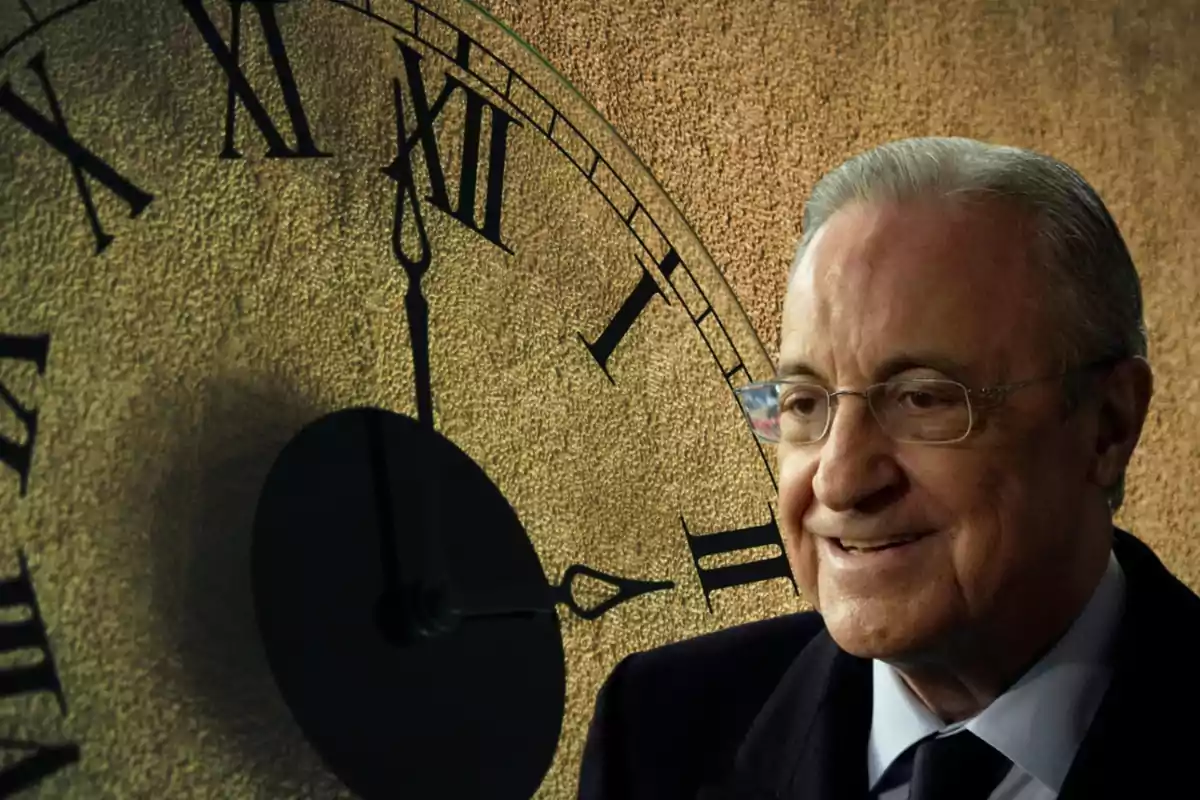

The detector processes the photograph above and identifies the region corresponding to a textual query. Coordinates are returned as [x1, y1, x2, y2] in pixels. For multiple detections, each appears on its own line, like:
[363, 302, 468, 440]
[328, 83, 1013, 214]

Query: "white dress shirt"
[867, 550, 1126, 800]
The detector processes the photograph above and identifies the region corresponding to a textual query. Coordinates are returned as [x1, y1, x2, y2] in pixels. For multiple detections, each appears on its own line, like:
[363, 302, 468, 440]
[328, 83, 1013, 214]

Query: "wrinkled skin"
[776, 196, 1153, 720]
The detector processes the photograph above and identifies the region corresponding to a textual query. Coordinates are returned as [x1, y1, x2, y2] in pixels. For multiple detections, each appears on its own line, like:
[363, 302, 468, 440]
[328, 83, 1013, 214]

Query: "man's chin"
[818, 595, 953, 662]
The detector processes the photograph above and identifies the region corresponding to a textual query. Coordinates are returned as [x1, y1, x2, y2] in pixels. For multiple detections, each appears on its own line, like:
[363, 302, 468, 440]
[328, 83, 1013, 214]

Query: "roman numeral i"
[580, 249, 680, 383]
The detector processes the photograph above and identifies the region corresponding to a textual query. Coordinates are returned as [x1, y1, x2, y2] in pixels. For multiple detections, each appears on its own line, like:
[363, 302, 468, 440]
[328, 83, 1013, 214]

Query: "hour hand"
[365, 409, 450, 643]
[384, 77, 435, 428]
[403, 277, 433, 429]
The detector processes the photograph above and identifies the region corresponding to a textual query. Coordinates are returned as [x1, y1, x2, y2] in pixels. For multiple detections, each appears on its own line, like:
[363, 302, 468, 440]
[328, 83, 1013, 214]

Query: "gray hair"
[790, 137, 1148, 513]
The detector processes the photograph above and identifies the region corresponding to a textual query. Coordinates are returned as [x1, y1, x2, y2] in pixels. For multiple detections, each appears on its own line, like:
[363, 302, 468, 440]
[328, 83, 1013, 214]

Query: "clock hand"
[365, 412, 402, 592]
[551, 563, 675, 621]
[367, 83, 455, 643]
[385, 78, 435, 429]
[365, 410, 414, 640]
[366, 410, 455, 642]
[443, 563, 675, 624]
[403, 267, 433, 429]
[254, 407, 567, 800]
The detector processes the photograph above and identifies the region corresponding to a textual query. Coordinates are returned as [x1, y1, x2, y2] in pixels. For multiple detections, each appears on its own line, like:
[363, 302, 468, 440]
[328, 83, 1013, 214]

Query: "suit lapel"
[1058, 528, 1197, 798]
[696, 528, 1198, 800]
[707, 629, 872, 800]
[1055, 530, 1143, 799]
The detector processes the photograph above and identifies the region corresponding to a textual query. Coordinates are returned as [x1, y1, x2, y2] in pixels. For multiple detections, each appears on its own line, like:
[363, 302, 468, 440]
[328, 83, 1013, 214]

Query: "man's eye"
[891, 384, 964, 409]
[781, 388, 824, 415]
[898, 390, 938, 408]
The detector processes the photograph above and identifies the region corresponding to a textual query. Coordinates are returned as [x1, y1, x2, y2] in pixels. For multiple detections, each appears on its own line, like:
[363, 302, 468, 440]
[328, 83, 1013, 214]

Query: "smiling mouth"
[834, 532, 931, 553]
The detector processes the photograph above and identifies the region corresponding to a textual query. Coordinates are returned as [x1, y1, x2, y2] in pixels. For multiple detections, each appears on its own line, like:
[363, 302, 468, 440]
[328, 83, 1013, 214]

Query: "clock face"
[0, 0, 803, 797]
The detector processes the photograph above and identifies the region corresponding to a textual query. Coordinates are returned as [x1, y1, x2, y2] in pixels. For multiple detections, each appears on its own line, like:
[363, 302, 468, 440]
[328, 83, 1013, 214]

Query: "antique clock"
[0, 0, 803, 797]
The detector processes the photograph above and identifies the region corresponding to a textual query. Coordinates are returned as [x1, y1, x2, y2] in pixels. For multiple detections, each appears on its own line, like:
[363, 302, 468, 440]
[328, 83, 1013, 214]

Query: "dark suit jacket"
[578, 528, 1200, 799]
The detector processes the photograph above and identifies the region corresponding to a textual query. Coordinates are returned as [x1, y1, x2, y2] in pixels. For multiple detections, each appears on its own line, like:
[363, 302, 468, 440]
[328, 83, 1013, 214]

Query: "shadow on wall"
[145, 372, 350, 798]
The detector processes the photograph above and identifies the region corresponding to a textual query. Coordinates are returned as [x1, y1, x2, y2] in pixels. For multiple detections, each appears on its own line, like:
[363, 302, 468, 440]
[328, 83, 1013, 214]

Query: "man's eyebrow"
[775, 359, 824, 381]
[774, 353, 974, 383]
[873, 354, 974, 382]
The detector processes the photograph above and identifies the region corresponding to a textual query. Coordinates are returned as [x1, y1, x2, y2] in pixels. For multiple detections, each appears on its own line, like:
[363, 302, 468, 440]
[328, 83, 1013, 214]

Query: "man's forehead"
[780, 197, 1045, 378]
[789, 197, 1039, 305]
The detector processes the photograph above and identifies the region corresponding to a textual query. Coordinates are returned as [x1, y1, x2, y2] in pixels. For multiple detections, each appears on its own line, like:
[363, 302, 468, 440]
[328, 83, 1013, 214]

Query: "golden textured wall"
[1, 1, 1197, 799]
[484, 0, 1200, 581]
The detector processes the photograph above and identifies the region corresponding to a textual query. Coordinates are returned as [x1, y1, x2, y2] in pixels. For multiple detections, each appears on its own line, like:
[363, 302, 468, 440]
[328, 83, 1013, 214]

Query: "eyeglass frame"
[734, 355, 1128, 445]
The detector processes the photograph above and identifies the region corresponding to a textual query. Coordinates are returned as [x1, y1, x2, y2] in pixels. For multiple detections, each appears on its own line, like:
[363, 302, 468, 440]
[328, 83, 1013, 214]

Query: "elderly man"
[578, 137, 1200, 800]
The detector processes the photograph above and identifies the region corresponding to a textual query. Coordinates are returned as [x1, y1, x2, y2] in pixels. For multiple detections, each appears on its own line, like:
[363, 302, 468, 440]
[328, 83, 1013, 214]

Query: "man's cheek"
[776, 451, 816, 510]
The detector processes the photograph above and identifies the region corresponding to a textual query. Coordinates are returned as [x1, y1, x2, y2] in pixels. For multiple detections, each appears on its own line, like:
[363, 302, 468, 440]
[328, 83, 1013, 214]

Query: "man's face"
[777, 196, 1102, 662]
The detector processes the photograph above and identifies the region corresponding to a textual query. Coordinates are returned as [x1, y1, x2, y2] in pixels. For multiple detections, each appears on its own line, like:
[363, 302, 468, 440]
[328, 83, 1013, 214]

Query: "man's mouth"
[834, 531, 931, 553]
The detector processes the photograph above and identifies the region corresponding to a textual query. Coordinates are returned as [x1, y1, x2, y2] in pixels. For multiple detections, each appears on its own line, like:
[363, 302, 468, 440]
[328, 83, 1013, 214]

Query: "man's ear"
[1090, 356, 1154, 491]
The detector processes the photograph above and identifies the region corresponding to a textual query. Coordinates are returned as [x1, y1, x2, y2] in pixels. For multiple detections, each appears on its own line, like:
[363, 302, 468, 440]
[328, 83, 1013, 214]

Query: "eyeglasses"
[734, 357, 1124, 445]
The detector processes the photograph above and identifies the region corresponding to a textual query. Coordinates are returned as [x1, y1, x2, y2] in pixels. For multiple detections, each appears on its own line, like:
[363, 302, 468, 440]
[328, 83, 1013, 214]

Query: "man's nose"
[810, 393, 902, 512]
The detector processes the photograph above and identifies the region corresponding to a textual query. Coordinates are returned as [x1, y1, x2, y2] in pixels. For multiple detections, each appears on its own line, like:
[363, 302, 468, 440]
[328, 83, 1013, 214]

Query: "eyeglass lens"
[737, 380, 972, 444]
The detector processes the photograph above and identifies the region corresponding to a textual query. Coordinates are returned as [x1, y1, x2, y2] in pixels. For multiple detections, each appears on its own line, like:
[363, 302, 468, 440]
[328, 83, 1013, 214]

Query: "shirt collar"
[868, 549, 1126, 793]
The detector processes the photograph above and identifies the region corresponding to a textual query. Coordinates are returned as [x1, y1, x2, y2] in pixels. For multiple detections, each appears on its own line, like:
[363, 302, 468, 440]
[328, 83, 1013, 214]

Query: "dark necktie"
[906, 730, 1013, 800]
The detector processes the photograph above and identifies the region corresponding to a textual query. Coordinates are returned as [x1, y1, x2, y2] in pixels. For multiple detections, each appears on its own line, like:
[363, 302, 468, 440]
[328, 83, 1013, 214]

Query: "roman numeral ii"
[683, 508, 798, 612]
